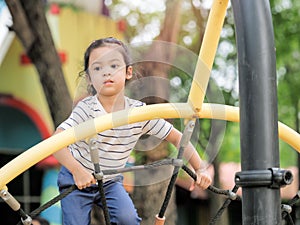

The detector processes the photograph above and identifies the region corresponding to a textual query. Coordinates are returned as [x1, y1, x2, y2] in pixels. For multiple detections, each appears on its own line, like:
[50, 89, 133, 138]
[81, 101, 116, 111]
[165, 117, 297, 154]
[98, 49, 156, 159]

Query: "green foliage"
[106, 0, 166, 43]
[270, 0, 300, 167]
[108, 0, 300, 167]
[280, 140, 297, 167]
[218, 122, 240, 162]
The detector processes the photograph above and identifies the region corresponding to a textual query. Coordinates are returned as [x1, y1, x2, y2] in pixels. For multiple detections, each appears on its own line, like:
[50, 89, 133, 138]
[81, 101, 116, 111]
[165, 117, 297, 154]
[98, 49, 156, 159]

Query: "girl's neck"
[97, 94, 125, 113]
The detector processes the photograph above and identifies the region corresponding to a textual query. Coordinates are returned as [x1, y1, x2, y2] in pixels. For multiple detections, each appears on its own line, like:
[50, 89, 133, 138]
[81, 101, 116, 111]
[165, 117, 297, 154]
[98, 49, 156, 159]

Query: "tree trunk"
[131, 0, 183, 224]
[5, 0, 72, 126]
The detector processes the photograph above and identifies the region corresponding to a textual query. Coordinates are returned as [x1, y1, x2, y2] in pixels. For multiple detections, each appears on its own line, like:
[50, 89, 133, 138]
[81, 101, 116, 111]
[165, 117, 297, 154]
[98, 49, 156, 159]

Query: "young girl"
[53, 37, 212, 225]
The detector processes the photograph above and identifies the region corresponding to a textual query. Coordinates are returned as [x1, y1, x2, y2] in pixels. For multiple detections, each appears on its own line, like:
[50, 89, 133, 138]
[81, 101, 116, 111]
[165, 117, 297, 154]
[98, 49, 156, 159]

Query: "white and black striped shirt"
[58, 95, 173, 181]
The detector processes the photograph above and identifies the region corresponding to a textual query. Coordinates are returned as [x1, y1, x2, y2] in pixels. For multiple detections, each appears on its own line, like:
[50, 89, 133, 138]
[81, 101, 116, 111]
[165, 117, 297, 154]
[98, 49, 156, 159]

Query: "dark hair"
[80, 37, 132, 95]
[83, 37, 131, 72]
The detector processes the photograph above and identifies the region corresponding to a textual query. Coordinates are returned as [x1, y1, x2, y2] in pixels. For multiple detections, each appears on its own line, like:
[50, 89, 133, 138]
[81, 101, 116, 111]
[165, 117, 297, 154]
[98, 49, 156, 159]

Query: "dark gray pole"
[231, 0, 281, 224]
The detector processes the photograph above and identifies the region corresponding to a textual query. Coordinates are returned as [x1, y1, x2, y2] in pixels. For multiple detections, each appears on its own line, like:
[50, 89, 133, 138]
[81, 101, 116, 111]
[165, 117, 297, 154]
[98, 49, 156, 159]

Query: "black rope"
[96, 179, 111, 225]
[282, 192, 300, 223]
[287, 192, 300, 206]
[181, 164, 241, 225]
[7, 146, 300, 225]
[284, 212, 295, 225]
[16, 185, 77, 225]
[102, 158, 182, 175]
[13, 155, 242, 225]
[158, 154, 181, 218]
[208, 185, 240, 225]
[31, 185, 77, 217]
[17, 208, 30, 221]
[89, 138, 111, 225]
[12, 157, 249, 225]
[182, 165, 241, 201]
[158, 120, 195, 219]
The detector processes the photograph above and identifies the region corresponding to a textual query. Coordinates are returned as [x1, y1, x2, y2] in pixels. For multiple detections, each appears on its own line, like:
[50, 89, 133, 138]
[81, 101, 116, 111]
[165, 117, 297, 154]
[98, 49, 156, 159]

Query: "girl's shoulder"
[125, 96, 145, 108]
[72, 95, 99, 113]
[75, 95, 97, 106]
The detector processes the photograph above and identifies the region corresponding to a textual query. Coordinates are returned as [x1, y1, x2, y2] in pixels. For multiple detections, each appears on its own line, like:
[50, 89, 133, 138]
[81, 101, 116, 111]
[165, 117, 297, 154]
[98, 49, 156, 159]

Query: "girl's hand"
[189, 169, 212, 191]
[72, 167, 96, 190]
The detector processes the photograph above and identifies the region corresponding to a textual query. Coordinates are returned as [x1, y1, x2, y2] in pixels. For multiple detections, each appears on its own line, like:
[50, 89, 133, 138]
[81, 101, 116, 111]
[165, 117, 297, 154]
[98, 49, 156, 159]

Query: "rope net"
[9, 159, 297, 225]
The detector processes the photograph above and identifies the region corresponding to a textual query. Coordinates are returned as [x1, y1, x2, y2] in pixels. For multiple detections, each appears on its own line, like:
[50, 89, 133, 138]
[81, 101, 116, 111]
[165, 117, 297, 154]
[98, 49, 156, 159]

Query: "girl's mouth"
[104, 80, 113, 85]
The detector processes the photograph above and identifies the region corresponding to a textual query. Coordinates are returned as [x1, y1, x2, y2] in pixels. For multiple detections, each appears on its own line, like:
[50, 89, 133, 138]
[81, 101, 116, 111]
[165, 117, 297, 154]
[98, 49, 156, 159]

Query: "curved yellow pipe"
[188, 0, 229, 111]
[0, 103, 299, 190]
[200, 104, 300, 151]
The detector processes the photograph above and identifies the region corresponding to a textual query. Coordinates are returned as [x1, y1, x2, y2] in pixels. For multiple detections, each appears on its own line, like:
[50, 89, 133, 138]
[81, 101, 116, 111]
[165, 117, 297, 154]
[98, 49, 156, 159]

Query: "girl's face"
[88, 46, 132, 97]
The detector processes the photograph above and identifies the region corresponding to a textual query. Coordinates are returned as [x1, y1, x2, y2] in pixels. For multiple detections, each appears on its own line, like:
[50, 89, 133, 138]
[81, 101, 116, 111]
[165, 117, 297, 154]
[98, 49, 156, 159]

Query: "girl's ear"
[126, 66, 133, 80]
[85, 71, 91, 83]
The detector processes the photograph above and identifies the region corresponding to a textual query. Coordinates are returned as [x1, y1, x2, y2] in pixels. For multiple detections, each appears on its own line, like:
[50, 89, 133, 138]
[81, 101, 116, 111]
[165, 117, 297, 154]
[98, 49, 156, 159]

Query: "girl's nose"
[102, 66, 112, 77]
[103, 72, 111, 77]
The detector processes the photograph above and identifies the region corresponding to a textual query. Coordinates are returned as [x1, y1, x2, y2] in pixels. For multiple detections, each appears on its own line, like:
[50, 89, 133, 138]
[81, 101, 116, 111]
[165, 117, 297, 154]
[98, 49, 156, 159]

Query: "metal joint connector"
[21, 217, 32, 225]
[172, 159, 183, 167]
[93, 171, 104, 181]
[281, 204, 292, 214]
[0, 189, 21, 211]
[235, 168, 293, 189]
[269, 168, 293, 188]
[227, 191, 237, 200]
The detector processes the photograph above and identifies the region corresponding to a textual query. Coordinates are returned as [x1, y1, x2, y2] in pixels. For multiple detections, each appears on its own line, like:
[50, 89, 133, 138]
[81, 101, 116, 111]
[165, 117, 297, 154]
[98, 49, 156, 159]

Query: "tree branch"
[5, 0, 36, 50]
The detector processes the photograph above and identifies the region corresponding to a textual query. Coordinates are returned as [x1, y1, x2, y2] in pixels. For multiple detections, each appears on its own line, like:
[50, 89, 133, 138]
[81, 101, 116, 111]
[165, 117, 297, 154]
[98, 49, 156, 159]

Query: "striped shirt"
[58, 95, 173, 181]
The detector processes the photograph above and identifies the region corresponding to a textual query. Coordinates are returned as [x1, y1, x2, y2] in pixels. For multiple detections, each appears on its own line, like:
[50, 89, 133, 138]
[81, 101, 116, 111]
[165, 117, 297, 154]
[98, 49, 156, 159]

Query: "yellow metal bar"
[0, 103, 299, 190]
[0, 103, 193, 189]
[200, 103, 240, 122]
[200, 104, 300, 152]
[277, 122, 300, 153]
[188, 0, 229, 112]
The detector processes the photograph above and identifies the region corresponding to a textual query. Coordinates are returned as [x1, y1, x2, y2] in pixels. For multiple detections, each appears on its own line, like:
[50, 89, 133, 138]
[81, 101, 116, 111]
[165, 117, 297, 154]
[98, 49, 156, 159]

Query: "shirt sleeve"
[58, 101, 90, 130]
[142, 119, 173, 140]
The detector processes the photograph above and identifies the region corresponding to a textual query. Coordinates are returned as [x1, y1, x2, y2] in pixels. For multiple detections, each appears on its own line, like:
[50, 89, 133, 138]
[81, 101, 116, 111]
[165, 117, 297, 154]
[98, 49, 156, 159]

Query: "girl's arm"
[53, 128, 96, 189]
[165, 127, 212, 189]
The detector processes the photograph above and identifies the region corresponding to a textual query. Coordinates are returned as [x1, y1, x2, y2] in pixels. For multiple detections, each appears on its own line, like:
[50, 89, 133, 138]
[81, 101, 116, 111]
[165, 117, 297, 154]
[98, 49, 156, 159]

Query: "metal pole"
[231, 0, 282, 224]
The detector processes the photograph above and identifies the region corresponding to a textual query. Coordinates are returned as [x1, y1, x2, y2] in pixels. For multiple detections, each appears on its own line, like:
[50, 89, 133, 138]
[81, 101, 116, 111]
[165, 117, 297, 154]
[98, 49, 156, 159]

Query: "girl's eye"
[94, 66, 102, 71]
[90, 66, 102, 74]
[111, 64, 119, 69]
